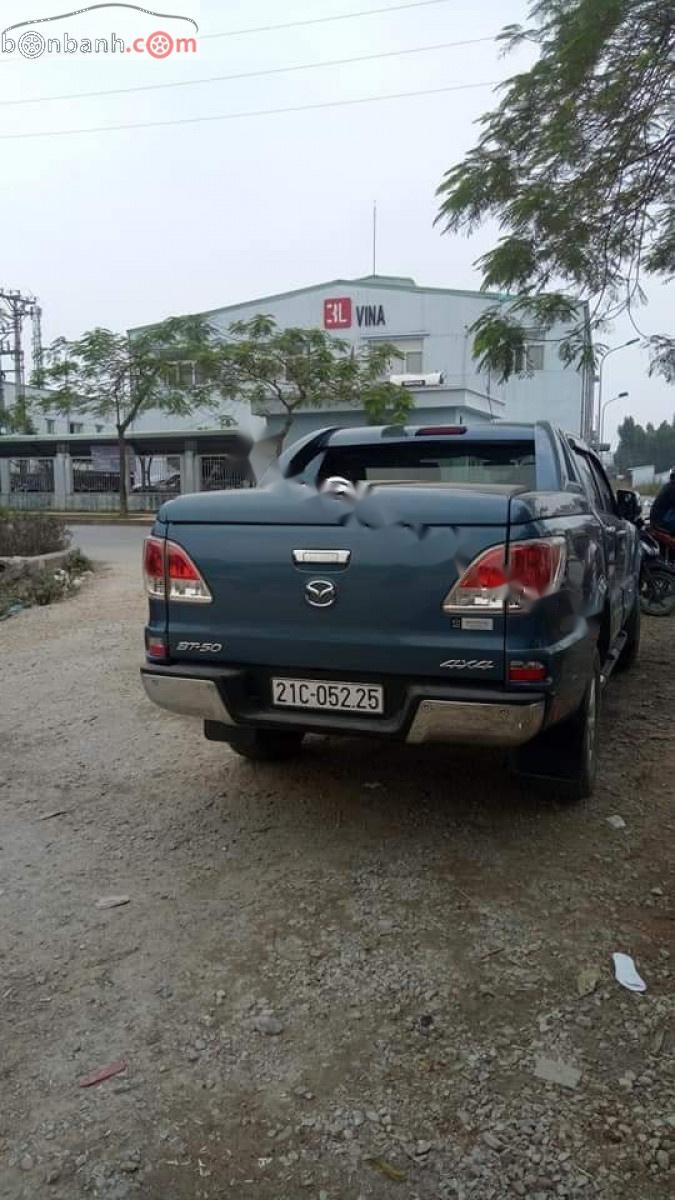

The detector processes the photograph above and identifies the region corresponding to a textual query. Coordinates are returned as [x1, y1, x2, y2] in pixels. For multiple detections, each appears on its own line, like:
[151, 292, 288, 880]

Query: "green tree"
[0, 394, 36, 435]
[214, 315, 412, 453]
[38, 317, 217, 513]
[436, 0, 675, 381]
[615, 415, 675, 472]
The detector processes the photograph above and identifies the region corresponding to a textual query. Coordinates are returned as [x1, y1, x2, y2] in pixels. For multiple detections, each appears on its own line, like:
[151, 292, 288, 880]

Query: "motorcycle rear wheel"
[640, 565, 675, 617]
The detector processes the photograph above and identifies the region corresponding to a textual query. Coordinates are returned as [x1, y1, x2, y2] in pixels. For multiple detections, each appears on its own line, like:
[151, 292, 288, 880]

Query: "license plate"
[271, 677, 384, 715]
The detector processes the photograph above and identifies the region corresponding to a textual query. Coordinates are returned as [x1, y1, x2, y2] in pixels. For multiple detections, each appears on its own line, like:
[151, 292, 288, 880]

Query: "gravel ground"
[0, 541, 673, 1200]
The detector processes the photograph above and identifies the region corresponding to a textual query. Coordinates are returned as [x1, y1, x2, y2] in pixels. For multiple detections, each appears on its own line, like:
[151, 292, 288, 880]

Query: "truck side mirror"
[616, 489, 640, 522]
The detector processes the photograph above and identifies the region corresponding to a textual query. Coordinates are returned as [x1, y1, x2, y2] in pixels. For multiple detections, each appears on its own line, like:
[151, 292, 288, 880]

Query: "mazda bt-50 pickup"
[141, 423, 641, 799]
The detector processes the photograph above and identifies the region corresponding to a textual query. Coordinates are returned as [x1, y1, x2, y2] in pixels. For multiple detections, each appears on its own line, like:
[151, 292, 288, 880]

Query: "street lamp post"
[600, 390, 629, 445]
[595, 338, 639, 441]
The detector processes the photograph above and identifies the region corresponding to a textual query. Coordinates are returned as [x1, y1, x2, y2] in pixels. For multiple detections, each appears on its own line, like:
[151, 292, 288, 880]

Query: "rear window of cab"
[313, 440, 537, 489]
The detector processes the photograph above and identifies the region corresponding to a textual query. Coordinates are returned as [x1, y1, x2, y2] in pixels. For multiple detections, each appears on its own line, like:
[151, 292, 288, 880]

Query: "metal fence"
[72, 457, 119, 494]
[199, 454, 254, 490]
[6, 458, 55, 510]
[1, 448, 255, 512]
[130, 454, 182, 511]
[64, 454, 181, 512]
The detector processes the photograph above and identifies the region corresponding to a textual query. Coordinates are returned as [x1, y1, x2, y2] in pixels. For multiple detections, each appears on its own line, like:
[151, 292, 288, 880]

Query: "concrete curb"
[59, 515, 155, 526]
[0, 547, 74, 583]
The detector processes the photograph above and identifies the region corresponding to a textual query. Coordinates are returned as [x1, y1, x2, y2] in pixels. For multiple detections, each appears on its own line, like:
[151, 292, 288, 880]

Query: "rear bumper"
[406, 698, 544, 746]
[141, 665, 545, 748]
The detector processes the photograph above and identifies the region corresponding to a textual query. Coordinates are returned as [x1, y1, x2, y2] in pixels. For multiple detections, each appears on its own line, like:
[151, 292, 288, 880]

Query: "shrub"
[0, 549, 92, 618]
[0, 512, 71, 557]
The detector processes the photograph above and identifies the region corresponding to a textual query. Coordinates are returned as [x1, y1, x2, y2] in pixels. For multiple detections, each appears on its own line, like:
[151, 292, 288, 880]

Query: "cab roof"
[323, 422, 552, 447]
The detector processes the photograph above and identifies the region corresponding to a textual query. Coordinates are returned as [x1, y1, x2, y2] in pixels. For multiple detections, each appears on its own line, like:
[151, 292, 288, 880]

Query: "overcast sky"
[1, 0, 672, 445]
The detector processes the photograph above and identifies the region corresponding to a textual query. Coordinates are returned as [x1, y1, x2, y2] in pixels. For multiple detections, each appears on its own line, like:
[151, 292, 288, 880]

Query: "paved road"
[0, 565, 673, 1199]
[69, 523, 149, 568]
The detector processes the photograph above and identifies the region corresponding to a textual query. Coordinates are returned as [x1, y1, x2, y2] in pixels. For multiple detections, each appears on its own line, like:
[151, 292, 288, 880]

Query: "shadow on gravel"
[235, 733, 577, 818]
[205, 734, 585, 882]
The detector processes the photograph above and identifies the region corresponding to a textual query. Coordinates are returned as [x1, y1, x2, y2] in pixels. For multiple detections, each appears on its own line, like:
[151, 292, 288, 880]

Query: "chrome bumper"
[141, 674, 234, 725]
[406, 699, 545, 747]
[142, 670, 544, 748]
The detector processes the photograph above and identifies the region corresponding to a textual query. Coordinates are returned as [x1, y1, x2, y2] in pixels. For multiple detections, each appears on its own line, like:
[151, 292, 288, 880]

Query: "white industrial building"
[131, 274, 594, 444]
[0, 382, 113, 438]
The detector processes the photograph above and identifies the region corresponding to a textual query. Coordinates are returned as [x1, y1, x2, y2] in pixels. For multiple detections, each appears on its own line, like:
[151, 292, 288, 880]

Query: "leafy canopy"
[614, 413, 675, 473]
[437, 0, 675, 380]
[37, 315, 218, 434]
[214, 314, 412, 446]
[37, 315, 220, 512]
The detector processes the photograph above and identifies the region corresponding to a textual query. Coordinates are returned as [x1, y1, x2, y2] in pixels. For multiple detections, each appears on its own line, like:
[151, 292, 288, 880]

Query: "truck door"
[587, 453, 634, 626]
[572, 448, 623, 641]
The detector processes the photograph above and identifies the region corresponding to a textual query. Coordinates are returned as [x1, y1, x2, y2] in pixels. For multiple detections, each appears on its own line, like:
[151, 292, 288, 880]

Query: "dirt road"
[1, 543, 673, 1199]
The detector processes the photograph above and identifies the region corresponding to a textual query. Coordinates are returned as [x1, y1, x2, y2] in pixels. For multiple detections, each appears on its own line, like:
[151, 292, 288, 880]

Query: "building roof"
[0, 429, 252, 457]
[130, 275, 523, 332]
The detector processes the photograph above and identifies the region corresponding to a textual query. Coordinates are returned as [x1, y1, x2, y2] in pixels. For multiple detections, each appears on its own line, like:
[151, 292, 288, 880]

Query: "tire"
[616, 595, 641, 671]
[219, 727, 305, 762]
[511, 652, 600, 802]
[640, 564, 675, 617]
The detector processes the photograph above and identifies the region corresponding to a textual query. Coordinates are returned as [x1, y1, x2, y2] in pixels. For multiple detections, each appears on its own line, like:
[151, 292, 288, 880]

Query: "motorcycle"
[637, 520, 675, 617]
[616, 489, 675, 617]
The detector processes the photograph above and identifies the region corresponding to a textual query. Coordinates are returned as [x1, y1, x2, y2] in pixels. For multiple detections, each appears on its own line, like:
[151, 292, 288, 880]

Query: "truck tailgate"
[164, 484, 513, 683]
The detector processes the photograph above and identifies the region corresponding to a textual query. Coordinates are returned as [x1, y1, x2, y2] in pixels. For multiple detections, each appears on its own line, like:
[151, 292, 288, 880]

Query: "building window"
[164, 361, 199, 387]
[399, 349, 424, 374]
[95, 425, 104, 434]
[371, 339, 424, 378]
[46, 419, 55, 434]
[69, 421, 84, 434]
[515, 331, 545, 373]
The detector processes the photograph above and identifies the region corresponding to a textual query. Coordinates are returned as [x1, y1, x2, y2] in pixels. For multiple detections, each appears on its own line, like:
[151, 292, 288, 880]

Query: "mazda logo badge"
[305, 579, 336, 608]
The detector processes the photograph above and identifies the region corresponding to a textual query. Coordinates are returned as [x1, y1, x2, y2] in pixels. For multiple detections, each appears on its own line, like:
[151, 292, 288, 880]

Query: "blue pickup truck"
[141, 423, 641, 799]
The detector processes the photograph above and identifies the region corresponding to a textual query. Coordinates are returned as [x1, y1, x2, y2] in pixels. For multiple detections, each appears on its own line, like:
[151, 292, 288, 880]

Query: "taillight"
[143, 536, 165, 598]
[509, 660, 548, 682]
[443, 538, 566, 613]
[146, 634, 168, 661]
[142, 537, 212, 603]
[167, 541, 212, 603]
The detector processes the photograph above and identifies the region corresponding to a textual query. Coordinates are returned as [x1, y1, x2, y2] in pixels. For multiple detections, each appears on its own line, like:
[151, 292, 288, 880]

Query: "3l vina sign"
[323, 298, 385, 330]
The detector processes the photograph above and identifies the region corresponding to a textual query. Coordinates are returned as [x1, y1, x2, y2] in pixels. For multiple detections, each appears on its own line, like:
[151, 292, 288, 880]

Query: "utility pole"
[372, 202, 377, 275]
[595, 338, 639, 442]
[0, 289, 43, 432]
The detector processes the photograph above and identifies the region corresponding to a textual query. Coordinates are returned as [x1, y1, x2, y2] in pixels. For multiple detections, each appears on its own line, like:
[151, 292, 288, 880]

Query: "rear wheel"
[208, 725, 305, 762]
[511, 652, 600, 802]
[640, 564, 675, 616]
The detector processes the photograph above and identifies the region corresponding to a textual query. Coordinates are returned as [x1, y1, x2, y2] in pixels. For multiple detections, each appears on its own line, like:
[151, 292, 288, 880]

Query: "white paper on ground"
[612, 952, 646, 992]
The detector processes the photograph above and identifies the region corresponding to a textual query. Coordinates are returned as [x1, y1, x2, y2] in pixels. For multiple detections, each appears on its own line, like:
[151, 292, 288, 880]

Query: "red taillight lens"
[143, 536, 166, 599]
[146, 634, 168, 661]
[443, 539, 566, 613]
[509, 542, 565, 599]
[460, 550, 508, 593]
[509, 660, 548, 682]
[166, 541, 212, 603]
[142, 537, 212, 603]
